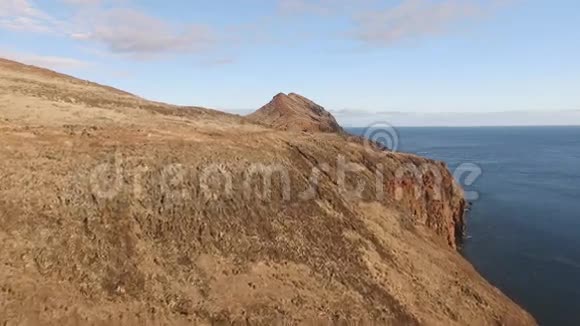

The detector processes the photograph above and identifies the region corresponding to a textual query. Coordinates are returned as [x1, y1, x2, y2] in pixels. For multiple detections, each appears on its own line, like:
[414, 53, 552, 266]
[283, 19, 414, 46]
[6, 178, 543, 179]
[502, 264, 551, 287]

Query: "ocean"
[348, 126, 580, 326]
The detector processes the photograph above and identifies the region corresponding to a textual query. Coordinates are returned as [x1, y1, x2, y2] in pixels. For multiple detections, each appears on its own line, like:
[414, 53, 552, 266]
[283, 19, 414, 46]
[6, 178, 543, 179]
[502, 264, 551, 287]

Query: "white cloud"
[352, 0, 499, 46]
[59, 0, 128, 7]
[278, 0, 334, 15]
[332, 109, 580, 127]
[0, 0, 515, 59]
[0, 0, 216, 57]
[60, 0, 102, 5]
[0, 0, 63, 33]
[0, 49, 90, 70]
[78, 8, 214, 56]
[0, 0, 42, 16]
[277, 0, 512, 46]
[278, 0, 376, 15]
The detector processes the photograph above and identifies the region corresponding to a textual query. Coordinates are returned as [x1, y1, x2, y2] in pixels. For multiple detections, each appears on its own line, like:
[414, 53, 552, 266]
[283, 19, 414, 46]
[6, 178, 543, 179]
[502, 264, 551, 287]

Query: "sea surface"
[348, 126, 580, 326]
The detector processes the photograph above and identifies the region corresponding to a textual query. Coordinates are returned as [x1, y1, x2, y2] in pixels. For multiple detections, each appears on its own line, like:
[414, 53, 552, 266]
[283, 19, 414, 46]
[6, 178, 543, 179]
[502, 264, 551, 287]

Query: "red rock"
[247, 92, 344, 133]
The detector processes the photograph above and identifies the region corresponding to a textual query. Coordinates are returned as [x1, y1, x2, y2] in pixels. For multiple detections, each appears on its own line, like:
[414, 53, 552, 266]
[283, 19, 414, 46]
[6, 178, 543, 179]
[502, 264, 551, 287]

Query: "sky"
[1, 0, 579, 126]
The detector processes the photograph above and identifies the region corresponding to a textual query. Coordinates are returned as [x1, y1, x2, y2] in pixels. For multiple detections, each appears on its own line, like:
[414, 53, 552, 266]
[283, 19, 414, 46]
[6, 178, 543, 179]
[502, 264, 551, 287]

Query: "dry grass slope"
[0, 58, 536, 325]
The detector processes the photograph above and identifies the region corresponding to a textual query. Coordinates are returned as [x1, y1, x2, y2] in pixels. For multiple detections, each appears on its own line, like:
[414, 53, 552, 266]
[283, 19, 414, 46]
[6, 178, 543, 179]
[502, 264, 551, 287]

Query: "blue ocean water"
[348, 126, 580, 326]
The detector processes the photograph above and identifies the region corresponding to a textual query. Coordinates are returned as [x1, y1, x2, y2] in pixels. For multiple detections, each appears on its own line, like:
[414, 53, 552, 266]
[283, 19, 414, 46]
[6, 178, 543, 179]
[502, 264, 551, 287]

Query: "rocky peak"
[247, 92, 344, 133]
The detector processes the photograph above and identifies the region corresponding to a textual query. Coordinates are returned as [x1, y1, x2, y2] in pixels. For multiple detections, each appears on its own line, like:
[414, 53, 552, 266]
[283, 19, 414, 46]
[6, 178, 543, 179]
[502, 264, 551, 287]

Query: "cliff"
[247, 92, 344, 133]
[0, 58, 535, 325]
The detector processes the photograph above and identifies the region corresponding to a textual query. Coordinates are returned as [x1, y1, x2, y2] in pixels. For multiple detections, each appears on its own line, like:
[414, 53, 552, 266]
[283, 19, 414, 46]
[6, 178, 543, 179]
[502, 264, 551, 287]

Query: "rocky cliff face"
[362, 151, 468, 250]
[247, 92, 344, 133]
[0, 58, 535, 325]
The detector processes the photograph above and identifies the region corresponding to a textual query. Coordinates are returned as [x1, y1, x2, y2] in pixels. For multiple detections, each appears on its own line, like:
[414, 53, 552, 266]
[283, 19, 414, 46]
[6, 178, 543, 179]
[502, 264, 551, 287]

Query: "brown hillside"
[0, 58, 536, 325]
[247, 92, 344, 133]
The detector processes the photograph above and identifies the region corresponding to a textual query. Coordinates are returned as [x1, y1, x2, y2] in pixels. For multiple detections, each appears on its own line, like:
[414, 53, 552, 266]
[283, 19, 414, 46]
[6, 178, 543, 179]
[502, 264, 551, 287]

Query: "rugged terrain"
[247, 92, 343, 133]
[0, 58, 535, 325]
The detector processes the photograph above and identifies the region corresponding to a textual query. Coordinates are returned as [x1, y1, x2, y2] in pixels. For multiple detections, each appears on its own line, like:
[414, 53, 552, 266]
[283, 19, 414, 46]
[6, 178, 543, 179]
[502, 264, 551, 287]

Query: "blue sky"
[1, 0, 579, 126]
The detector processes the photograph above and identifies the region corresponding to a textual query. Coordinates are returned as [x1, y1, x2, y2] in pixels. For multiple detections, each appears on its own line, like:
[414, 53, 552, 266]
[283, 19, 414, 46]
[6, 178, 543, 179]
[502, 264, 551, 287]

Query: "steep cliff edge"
[0, 58, 535, 325]
[247, 92, 344, 133]
[248, 92, 466, 248]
